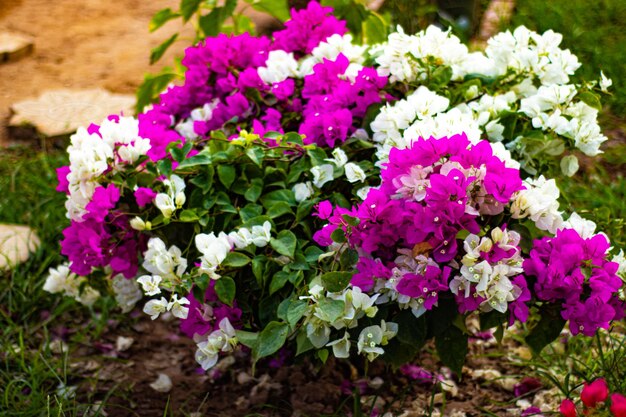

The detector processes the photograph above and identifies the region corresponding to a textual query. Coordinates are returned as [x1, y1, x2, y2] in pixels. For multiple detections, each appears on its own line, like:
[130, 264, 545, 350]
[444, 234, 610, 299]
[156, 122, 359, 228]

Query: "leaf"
[270, 271, 291, 295]
[526, 305, 566, 355]
[339, 248, 359, 269]
[177, 154, 212, 169]
[179, 209, 199, 222]
[222, 252, 251, 268]
[157, 159, 173, 177]
[362, 11, 389, 44]
[383, 340, 420, 369]
[479, 310, 507, 331]
[245, 0, 291, 21]
[214, 277, 236, 306]
[560, 155, 579, 177]
[253, 321, 290, 360]
[149, 8, 179, 32]
[198, 0, 238, 37]
[136, 72, 177, 113]
[427, 297, 457, 338]
[317, 349, 329, 364]
[235, 330, 258, 349]
[286, 300, 308, 327]
[435, 325, 468, 376]
[246, 147, 265, 167]
[270, 230, 297, 258]
[266, 201, 293, 219]
[320, 272, 353, 293]
[260, 190, 296, 208]
[150, 34, 178, 64]
[180, 0, 202, 21]
[244, 178, 264, 203]
[304, 246, 324, 263]
[316, 298, 345, 323]
[330, 228, 346, 243]
[395, 310, 427, 347]
[296, 330, 314, 356]
[217, 165, 236, 188]
[577, 91, 603, 111]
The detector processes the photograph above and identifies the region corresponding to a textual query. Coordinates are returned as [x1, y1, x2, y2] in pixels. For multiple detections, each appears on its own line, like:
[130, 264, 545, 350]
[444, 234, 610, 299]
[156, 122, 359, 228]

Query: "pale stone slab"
[0, 224, 40, 269]
[0, 32, 34, 63]
[9, 89, 136, 137]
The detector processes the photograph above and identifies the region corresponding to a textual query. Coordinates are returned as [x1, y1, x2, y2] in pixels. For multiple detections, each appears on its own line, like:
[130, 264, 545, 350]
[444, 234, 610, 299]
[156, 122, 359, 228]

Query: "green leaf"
[177, 154, 212, 169]
[214, 277, 236, 306]
[383, 340, 420, 369]
[526, 305, 566, 355]
[179, 209, 199, 222]
[260, 190, 296, 208]
[435, 325, 468, 376]
[270, 230, 297, 257]
[244, 178, 263, 203]
[286, 300, 308, 327]
[339, 248, 359, 269]
[149, 8, 179, 32]
[245, 0, 290, 21]
[479, 310, 507, 331]
[235, 330, 258, 349]
[296, 330, 314, 356]
[317, 349, 329, 364]
[270, 271, 291, 294]
[577, 91, 602, 111]
[304, 246, 324, 263]
[330, 228, 346, 243]
[320, 272, 353, 293]
[150, 34, 178, 65]
[560, 155, 579, 177]
[316, 298, 345, 323]
[395, 311, 427, 347]
[222, 252, 251, 268]
[253, 321, 290, 360]
[362, 11, 389, 44]
[217, 164, 236, 188]
[427, 297, 458, 338]
[136, 71, 177, 113]
[266, 201, 293, 219]
[198, 0, 238, 37]
[180, 0, 202, 21]
[246, 147, 265, 167]
[157, 159, 173, 177]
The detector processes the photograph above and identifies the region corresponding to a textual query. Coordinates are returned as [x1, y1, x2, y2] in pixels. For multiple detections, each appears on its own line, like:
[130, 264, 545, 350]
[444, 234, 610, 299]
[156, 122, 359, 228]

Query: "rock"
[149, 373, 173, 393]
[0, 224, 40, 269]
[9, 89, 135, 137]
[0, 32, 34, 63]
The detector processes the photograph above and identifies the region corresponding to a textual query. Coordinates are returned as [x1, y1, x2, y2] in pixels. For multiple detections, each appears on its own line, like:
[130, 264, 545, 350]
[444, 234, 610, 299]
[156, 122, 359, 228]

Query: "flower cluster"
[525, 228, 624, 336]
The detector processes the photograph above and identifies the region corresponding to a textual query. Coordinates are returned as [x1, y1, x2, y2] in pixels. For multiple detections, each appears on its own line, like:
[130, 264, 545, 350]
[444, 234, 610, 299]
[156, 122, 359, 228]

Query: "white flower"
[142, 238, 187, 280]
[258, 50, 299, 84]
[250, 221, 272, 247]
[327, 148, 348, 168]
[356, 186, 372, 200]
[130, 216, 147, 231]
[228, 228, 253, 249]
[155, 175, 187, 218]
[292, 182, 314, 202]
[155, 193, 176, 219]
[311, 164, 334, 188]
[599, 71, 612, 92]
[561, 212, 597, 239]
[196, 232, 232, 272]
[112, 274, 142, 313]
[327, 332, 351, 358]
[195, 318, 238, 370]
[43, 264, 73, 294]
[344, 162, 366, 183]
[306, 320, 331, 348]
[137, 275, 162, 296]
[357, 325, 384, 361]
[168, 294, 190, 319]
[511, 176, 563, 233]
[143, 297, 169, 320]
[149, 373, 173, 393]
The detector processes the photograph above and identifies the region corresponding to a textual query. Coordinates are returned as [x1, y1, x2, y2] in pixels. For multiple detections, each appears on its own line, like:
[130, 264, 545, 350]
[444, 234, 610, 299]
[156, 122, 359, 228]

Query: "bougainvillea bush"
[45, 2, 625, 375]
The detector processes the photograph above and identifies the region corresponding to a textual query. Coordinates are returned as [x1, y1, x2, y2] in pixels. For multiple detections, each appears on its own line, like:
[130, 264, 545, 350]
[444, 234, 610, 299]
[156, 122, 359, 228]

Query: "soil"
[0, 0, 196, 146]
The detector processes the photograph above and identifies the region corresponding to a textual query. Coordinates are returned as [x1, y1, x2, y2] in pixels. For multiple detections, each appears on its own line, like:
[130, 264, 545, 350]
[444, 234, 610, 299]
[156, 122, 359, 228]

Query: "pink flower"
[610, 393, 626, 417]
[134, 187, 157, 207]
[559, 399, 577, 417]
[580, 378, 609, 408]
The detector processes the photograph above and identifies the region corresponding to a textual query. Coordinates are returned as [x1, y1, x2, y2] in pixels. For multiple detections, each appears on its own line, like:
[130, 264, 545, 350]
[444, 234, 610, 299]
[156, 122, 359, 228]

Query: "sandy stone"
[9, 88, 135, 137]
[0, 224, 40, 269]
[0, 32, 34, 63]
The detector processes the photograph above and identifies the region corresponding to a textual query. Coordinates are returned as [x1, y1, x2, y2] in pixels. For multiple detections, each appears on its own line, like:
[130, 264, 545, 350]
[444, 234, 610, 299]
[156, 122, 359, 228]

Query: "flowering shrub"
[45, 2, 625, 374]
